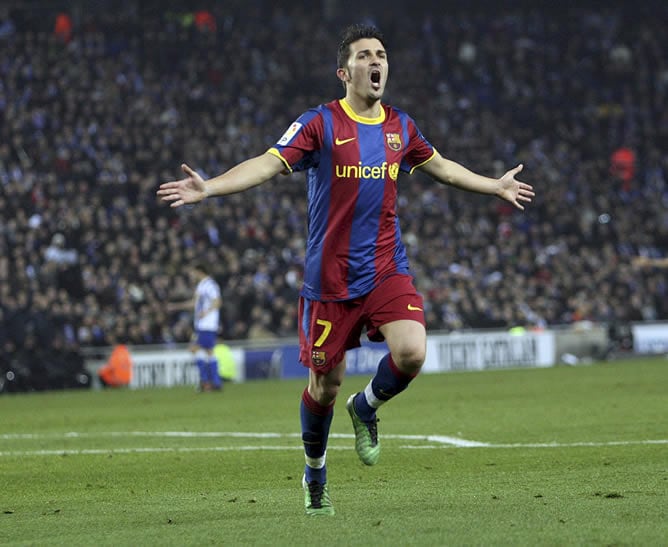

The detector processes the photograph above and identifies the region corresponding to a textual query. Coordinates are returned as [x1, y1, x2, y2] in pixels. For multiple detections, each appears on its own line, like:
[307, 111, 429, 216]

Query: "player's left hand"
[498, 164, 535, 210]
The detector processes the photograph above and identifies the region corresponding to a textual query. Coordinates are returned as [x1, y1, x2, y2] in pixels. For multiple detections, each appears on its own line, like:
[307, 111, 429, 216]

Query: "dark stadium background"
[1, 0, 666, 391]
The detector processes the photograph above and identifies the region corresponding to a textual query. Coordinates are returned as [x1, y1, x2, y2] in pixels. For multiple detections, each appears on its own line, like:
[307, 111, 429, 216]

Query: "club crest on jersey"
[386, 132, 402, 151]
[311, 350, 327, 367]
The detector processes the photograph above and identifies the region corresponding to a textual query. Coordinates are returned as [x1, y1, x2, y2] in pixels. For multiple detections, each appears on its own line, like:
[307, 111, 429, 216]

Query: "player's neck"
[343, 94, 382, 119]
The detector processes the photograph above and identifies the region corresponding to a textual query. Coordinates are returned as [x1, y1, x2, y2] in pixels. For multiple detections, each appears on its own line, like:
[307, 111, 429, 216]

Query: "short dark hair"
[192, 263, 209, 276]
[336, 24, 386, 69]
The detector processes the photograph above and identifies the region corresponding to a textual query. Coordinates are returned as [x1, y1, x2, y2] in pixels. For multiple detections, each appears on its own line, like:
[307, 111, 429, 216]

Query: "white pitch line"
[2, 439, 667, 458]
[0, 431, 484, 445]
[0, 446, 305, 457]
[0, 431, 293, 440]
[403, 439, 668, 449]
[1, 431, 666, 458]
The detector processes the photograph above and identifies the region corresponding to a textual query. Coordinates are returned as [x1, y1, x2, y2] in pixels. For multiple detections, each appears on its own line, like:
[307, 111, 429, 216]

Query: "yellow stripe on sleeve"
[409, 148, 438, 174]
[267, 148, 293, 173]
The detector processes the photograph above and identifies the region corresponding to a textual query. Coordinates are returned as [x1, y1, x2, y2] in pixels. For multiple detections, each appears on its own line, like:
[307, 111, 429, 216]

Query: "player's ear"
[336, 67, 350, 84]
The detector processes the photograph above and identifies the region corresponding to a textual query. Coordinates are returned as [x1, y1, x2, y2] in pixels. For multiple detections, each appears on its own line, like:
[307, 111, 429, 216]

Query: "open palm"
[157, 164, 207, 208]
[498, 164, 535, 210]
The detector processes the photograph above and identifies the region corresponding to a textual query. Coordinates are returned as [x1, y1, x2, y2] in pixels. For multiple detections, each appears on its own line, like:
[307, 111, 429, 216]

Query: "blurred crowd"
[1, 1, 667, 363]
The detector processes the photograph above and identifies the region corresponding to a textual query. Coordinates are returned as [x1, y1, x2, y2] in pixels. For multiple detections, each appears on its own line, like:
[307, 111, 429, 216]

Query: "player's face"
[340, 38, 388, 102]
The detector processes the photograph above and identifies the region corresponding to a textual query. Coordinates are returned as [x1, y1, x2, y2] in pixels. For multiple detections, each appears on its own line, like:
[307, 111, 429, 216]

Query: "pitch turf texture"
[1, 357, 666, 546]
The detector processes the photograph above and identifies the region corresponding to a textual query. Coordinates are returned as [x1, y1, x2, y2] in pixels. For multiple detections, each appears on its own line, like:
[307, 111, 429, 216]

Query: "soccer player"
[158, 24, 534, 515]
[169, 264, 223, 391]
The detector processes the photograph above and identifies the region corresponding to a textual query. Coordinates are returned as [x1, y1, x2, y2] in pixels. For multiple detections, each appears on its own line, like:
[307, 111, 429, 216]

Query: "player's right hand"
[157, 163, 207, 207]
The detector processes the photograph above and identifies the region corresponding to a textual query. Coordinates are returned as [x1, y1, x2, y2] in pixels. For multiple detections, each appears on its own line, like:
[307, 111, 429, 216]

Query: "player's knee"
[393, 344, 425, 375]
[309, 377, 342, 406]
[311, 384, 340, 406]
[323, 382, 341, 404]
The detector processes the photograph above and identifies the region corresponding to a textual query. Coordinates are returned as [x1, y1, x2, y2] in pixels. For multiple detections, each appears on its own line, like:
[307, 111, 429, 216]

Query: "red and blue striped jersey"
[268, 98, 436, 301]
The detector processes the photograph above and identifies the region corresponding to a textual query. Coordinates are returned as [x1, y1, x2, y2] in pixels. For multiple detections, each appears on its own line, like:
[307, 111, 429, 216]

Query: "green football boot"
[302, 475, 335, 516]
[346, 393, 380, 466]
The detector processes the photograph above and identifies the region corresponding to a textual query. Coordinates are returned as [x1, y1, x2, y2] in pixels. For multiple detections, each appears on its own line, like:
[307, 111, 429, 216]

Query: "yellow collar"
[339, 98, 385, 124]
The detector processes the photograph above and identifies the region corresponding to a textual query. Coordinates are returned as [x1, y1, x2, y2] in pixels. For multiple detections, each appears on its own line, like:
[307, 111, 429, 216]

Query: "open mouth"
[370, 70, 381, 89]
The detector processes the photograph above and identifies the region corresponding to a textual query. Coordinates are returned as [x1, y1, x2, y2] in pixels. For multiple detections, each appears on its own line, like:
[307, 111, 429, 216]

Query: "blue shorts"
[196, 330, 217, 350]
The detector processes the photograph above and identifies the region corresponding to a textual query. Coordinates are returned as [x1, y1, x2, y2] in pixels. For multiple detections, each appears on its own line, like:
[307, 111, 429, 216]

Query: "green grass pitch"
[1, 356, 667, 546]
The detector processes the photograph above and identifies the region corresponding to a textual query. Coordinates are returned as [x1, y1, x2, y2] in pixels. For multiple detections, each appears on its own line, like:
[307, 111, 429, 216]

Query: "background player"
[169, 263, 222, 391]
[158, 24, 534, 515]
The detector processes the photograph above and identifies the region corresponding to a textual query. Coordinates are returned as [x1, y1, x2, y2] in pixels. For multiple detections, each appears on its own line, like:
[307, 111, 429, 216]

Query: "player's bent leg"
[348, 320, 426, 466]
[346, 392, 380, 466]
[380, 319, 427, 376]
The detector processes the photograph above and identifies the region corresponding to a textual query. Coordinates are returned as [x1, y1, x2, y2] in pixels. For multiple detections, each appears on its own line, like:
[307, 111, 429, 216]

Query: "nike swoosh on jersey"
[335, 136, 356, 145]
[407, 304, 423, 311]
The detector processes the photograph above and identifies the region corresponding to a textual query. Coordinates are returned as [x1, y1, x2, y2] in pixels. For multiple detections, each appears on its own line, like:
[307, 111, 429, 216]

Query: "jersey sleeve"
[267, 108, 324, 173]
[400, 116, 437, 174]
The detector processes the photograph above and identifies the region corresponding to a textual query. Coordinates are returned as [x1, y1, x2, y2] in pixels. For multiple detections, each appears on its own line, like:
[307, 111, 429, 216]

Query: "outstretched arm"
[157, 152, 285, 208]
[418, 152, 535, 210]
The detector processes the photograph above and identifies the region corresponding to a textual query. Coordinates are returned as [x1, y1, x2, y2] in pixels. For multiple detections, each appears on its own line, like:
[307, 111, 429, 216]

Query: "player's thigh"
[364, 275, 425, 342]
[365, 274, 426, 359]
[379, 319, 427, 365]
[298, 297, 363, 374]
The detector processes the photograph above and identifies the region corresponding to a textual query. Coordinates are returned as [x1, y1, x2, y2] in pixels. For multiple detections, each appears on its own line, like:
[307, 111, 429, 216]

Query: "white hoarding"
[632, 323, 668, 354]
[423, 331, 555, 373]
